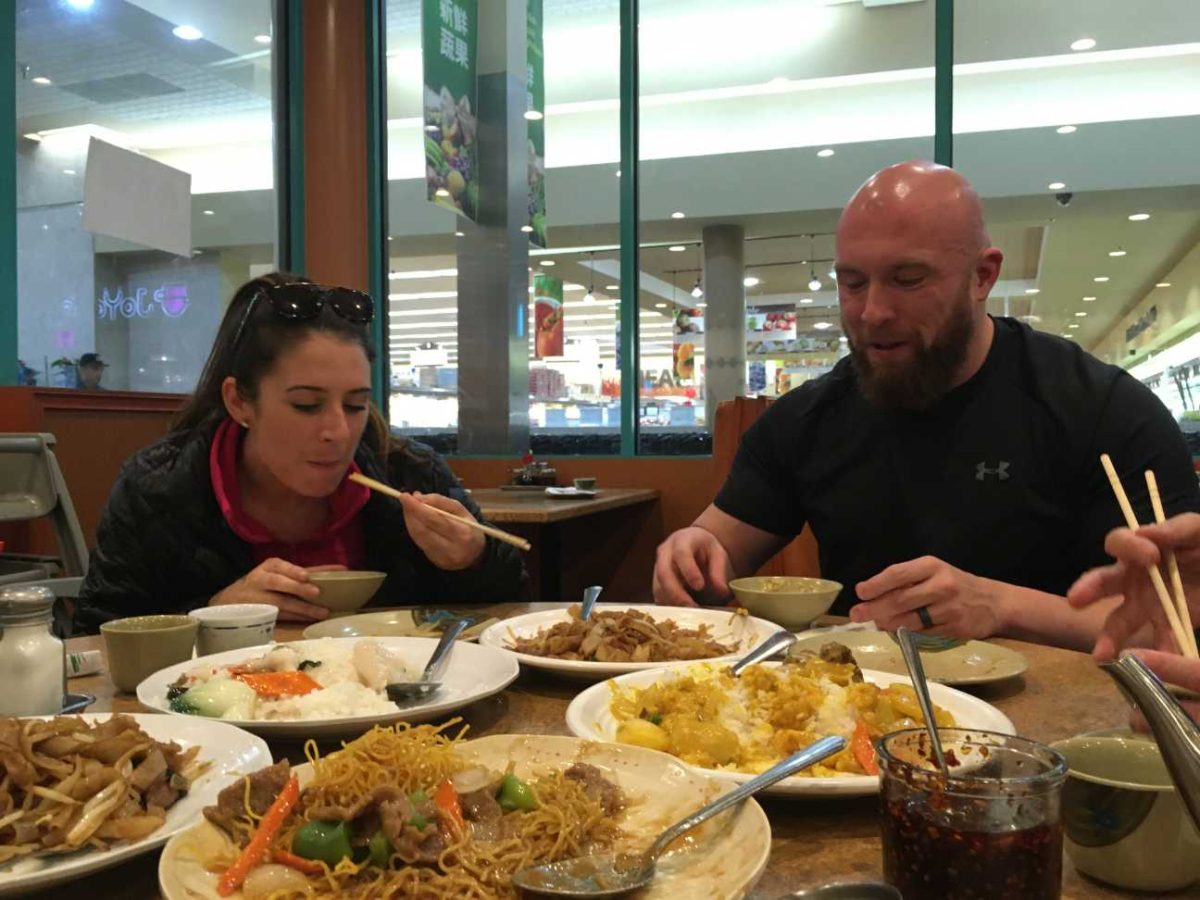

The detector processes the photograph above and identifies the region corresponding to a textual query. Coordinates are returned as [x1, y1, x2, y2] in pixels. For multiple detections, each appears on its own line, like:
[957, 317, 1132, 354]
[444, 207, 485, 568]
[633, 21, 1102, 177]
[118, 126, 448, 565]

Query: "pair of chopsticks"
[349, 472, 532, 552]
[1100, 454, 1199, 658]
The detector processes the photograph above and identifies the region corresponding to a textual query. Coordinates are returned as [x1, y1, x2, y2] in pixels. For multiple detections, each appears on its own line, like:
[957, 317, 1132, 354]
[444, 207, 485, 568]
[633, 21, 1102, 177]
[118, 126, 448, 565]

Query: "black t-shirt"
[716, 317, 1200, 614]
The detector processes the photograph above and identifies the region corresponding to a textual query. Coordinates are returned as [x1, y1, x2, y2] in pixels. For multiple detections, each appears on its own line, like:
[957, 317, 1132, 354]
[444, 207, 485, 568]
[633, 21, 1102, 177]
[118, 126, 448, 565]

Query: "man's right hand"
[209, 557, 334, 622]
[652, 526, 733, 606]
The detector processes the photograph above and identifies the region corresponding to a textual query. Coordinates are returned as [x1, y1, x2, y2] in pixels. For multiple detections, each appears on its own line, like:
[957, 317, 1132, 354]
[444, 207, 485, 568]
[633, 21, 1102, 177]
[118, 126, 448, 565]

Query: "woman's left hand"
[398, 491, 487, 570]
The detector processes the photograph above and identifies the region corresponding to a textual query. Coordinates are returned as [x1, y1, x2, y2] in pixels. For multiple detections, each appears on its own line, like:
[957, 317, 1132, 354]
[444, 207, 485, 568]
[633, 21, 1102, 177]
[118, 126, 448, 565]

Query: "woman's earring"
[239, 420, 249, 428]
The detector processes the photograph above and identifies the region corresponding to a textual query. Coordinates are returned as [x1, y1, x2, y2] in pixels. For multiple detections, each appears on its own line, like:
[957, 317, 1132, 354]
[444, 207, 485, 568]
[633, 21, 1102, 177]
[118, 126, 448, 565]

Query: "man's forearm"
[992, 580, 1121, 652]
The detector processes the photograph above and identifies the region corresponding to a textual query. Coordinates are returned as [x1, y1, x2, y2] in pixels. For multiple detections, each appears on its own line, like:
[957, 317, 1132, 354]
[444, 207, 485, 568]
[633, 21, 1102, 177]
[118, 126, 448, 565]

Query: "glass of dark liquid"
[878, 728, 1068, 900]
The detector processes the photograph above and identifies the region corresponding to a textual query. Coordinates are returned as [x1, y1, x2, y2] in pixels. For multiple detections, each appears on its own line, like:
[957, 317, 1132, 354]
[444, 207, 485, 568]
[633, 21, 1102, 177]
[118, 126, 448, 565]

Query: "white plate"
[0, 713, 270, 897]
[545, 486, 598, 498]
[159, 734, 770, 900]
[137, 637, 519, 739]
[478, 605, 781, 681]
[565, 664, 1016, 797]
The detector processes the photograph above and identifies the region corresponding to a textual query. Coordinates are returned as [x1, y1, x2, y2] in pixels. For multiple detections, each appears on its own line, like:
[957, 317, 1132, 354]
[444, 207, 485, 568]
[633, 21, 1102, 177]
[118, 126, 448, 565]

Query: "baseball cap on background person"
[78, 353, 108, 369]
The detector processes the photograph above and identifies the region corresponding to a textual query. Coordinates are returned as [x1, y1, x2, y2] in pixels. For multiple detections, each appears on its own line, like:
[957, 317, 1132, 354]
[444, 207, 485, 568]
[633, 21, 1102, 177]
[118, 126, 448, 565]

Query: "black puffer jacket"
[74, 423, 529, 633]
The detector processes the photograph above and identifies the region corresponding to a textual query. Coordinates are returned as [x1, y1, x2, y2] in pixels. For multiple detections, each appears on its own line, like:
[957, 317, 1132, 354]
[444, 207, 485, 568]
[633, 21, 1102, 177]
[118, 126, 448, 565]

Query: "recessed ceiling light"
[1083, 296, 1096, 301]
[172, 24, 203, 41]
[1068, 323, 1080, 329]
[1047, 182, 1066, 190]
[31, 76, 52, 86]
[523, 110, 543, 121]
[799, 298, 813, 304]
[813, 322, 833, 330]
[668, 245, 685, 252]
[1156, 282, 1171, 288]
[62, 168, 75, 175]
[1075, 311, 1088, 317]
[1071, 37, 1097, 51]
[1056, 125, 1077, 135]
[202, 209, 214, 216]
[743, 276, 761, 287]
[1128, 213, 1150, 221]
[1108, 249, 1126, 257]
[541, 260, 555, 266]
[454, 231, 464, 237]
[605, 284, 619, 291]
[671, 211, 685, 219]
[520, 225, 534, 233]
[817, 148, 835, 158]
[1025, 288, 1040, 295]
[254, 34, 272, 44]
[1093, 276, 1109, 282]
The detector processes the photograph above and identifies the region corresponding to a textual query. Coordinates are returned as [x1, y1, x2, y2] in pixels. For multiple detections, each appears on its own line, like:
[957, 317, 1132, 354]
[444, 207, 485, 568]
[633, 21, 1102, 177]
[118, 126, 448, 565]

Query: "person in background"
[1069, 513, 1200, 722]
[652, 160, 1200, 651]
[75, 273, 528, 632]
[76, 353, 107, 390]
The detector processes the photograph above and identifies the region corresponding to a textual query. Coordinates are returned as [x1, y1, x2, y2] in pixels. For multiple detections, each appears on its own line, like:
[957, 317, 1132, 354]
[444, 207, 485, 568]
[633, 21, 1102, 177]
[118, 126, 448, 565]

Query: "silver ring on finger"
[916, 605, 935, 629]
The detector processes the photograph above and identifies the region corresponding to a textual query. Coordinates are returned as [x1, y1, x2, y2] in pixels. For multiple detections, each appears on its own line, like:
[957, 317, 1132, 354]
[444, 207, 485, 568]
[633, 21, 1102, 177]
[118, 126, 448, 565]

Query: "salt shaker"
[0, 585, 65, 716]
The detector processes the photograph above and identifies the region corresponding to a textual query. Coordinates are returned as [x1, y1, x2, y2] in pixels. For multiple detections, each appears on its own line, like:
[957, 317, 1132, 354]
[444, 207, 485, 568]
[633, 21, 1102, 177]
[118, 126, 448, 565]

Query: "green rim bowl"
[307, 570, 388, 612]
[728, 576, 842, 630]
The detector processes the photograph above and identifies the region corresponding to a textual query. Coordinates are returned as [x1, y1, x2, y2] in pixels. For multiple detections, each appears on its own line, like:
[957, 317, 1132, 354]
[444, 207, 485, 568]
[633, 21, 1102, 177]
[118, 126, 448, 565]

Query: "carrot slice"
[217, 775, 300, 896]
[433, 779, 464, 833]
[272, 848, 325, 876]
[853, 720, 880, 776]
[234, 671, 322, 699]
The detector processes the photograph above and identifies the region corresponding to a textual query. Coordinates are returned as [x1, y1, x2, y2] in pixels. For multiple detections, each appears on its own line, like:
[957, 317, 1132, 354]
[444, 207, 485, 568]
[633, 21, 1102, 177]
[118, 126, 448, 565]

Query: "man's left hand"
[849, 555, 1003, 639]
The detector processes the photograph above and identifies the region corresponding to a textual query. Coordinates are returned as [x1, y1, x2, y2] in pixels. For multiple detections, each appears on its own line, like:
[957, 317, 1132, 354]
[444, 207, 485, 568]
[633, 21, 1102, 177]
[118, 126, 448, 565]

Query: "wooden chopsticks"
[1100, 454, 1199, 659]
[349, 472, 532, 552]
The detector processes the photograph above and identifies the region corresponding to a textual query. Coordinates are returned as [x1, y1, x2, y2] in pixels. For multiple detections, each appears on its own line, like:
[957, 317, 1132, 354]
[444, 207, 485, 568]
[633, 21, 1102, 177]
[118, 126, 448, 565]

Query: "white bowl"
[188, 603, 277, 655]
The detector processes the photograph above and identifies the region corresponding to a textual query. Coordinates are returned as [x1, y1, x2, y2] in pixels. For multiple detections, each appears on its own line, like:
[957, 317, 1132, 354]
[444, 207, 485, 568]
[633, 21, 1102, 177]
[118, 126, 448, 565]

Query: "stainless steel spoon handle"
[422, 618, 469, 681]
[580, 585, 603, 621]
[896, 627, 948, 775]
[647, 735, 846, 862]
[730, 629, 798, 676]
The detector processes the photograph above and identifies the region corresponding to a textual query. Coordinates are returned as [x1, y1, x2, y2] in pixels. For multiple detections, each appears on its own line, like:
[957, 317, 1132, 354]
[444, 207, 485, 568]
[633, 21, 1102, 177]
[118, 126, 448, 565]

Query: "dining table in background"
[46, 604, 1166, 900]
[470, 488, 661, 603]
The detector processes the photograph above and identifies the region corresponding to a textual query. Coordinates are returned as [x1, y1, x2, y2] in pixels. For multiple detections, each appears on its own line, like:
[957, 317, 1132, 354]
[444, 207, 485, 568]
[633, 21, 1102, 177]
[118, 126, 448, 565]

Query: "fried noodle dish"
[508, 604, 739, 663]
[176, 721, 626, 899]
[611, 643, 955, 777]
[0, 715, 206, 863]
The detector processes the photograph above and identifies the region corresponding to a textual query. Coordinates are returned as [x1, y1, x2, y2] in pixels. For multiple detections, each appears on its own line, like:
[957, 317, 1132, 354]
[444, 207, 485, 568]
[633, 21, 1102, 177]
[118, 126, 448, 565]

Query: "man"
[76, 352, 107, 390]
[653, 160, 1199, 650]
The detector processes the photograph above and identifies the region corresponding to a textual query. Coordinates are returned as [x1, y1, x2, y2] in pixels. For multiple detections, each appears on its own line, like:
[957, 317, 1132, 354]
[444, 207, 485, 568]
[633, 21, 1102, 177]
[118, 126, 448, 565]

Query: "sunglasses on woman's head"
[230, 282, 375, 352]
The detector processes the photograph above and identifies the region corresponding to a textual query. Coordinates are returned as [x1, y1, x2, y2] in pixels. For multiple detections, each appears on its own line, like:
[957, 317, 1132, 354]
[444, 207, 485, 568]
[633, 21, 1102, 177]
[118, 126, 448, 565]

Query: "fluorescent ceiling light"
[812, 322, 834, 330]
[1056, 125, 1077, 134]
[541, 260, 556, 266]
[605, 284, 619, 291]
[202, 209, 214, 216]
[655, 302, 667, 308]
[388, 290, 459, 301]
[1157, 282, 1172, 288]
[455, 231, 464, 237]
[1108, 250, 1126, 257]
[1128, 213, 1151, 221]
[1068, 323, 1080, 329]
[817, 148, 835, 158]
[524, 110, 544, 121]
[1047, 181, 1066, 190]
[172, 24, 203, 41]
[668, 245, 686, 252]
[1093, 276, 1109, 283]
[388, 307, 457, 317]
[62, 168, 75, 175]
[1082, 296, 1096, 302]
[1025, 288, 1039, 294]
[254, 34, 272, 44]
[31, 76, 52, 86]
[389, 268, 457, 280]
[1070, 37, 1097, 51]
[1075, 311, 1088, 317]
[743, 276, 761, 287]
[521, 225, 534, 233]
[671, 211, 685, 219]
[799, 298, 813, 304]
[435, 188, 450, 198]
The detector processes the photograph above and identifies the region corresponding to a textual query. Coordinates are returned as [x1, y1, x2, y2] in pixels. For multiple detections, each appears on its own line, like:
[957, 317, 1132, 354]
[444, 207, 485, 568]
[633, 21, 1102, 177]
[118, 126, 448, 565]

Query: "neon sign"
[97, 283, 190, 320]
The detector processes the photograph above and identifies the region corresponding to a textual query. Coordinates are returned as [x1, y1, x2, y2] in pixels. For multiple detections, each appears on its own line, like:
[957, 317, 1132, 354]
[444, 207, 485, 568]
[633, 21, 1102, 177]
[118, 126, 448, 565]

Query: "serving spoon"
[580, 585, 603, 622]
[511, 735, 846, 897]
[385, 618, 468, 704]
[895, 627, 949, 776]
[729, 629, 797, 676]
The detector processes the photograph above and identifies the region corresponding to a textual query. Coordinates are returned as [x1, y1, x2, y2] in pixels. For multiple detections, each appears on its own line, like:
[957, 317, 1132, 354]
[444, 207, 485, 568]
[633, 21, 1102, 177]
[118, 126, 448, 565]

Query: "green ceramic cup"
[1052, 731, 1200, 892]
[100, 614, 198, 693]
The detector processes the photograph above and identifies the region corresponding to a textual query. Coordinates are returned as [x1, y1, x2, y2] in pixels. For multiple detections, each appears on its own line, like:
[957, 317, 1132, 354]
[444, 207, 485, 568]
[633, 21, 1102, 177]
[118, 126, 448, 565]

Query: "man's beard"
[846, 300, 975, 412]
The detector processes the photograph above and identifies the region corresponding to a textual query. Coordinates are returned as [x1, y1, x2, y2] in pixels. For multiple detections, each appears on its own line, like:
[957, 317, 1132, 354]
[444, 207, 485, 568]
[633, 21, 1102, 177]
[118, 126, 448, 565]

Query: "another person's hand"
[652, 526, 733, 607]
[398, 491, 487, 571]
[210, 558, 338, 622]
[1068, 514, 1200, 659]
[1126, 648, 1200, 729]
[850, 555, 1003, 639]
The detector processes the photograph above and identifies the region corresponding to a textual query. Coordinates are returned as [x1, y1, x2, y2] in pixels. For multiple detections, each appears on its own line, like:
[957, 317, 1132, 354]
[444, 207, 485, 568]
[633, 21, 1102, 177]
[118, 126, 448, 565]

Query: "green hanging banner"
[526, 0, 547, 246]
[422, 0, 479, 221]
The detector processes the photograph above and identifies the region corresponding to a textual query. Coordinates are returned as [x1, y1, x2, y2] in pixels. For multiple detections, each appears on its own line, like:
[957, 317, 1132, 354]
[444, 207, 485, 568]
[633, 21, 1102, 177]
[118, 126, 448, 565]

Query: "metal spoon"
[580, 585, 603, 621]
[895, 627, 949, 776]
[511, 735, 847, 897]
[385, 618, 468, 704]
[729, 629, 797, 676]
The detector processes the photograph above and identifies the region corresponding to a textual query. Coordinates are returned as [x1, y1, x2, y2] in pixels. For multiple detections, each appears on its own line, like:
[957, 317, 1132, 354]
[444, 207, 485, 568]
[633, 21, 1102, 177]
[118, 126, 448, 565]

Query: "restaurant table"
[42, 605, 1174, 899]
[470, 488, 660, 603]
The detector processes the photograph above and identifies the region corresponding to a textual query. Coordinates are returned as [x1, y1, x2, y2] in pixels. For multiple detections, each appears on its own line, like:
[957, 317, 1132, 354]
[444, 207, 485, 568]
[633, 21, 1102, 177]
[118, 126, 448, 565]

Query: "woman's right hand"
[209, 557, 332, 622]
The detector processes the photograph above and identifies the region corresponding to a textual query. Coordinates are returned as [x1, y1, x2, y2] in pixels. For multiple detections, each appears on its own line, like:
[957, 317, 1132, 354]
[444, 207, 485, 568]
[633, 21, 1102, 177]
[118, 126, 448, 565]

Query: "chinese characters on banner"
[422, 0, 479, 220]
[533, 274, 563, 358]
[672, 307, 704, 382]
[526, 0, 547, 246]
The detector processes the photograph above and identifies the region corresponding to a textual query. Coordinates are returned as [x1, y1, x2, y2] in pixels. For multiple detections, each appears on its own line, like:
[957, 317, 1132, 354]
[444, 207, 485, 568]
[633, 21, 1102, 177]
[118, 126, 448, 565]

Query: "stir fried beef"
[203, 760, 291, 838]
[564, 763, 623, 816]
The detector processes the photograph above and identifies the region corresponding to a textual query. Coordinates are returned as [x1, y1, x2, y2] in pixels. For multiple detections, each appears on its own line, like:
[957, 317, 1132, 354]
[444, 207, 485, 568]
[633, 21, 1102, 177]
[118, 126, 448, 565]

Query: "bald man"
[653, 161, 1199, 650]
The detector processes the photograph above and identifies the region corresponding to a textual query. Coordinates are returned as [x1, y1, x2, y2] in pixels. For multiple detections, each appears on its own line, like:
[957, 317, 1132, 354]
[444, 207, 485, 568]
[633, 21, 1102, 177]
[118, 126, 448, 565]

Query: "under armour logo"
[976, 461, 1010, 481]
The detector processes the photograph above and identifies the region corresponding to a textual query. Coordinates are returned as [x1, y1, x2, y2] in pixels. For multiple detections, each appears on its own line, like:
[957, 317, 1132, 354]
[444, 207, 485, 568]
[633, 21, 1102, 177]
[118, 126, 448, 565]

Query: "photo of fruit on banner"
[422, 0, 479, 220]
[673, 341, 696, 381]
[533, 273, 563, 359]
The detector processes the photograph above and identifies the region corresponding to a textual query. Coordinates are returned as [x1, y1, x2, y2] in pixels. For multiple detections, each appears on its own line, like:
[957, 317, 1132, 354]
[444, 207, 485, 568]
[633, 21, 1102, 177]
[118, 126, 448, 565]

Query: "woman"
[75, 273, 527, 632]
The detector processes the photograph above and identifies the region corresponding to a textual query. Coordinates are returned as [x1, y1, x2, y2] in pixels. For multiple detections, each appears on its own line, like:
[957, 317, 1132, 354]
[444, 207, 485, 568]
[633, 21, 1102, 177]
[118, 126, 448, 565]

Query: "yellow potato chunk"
[616, 718, 671, 752]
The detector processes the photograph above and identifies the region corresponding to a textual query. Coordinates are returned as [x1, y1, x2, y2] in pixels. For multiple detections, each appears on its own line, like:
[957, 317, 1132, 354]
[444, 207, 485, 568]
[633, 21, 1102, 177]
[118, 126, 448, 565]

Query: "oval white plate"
[159, 734, 770, 900]
[478, 604, 780, 681]
[0, 713, 270, 897]
[565, 664, 1016, 797]
[137, 637, 519, 739]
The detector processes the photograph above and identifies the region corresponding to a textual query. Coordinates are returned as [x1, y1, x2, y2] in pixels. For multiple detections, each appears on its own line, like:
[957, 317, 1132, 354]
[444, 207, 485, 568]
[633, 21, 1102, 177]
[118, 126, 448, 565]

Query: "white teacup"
[189, 604, 278, 657]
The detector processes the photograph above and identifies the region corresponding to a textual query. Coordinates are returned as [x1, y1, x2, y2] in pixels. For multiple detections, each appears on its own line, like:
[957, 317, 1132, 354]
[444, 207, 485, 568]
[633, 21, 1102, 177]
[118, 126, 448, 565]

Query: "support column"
[456, 0, 529, 454]
[702, 224, 746, 428]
